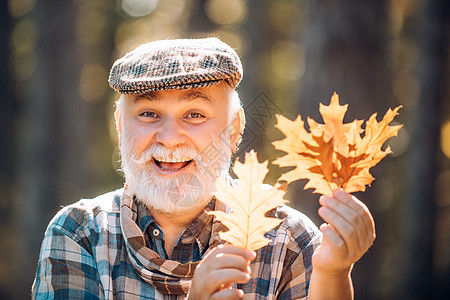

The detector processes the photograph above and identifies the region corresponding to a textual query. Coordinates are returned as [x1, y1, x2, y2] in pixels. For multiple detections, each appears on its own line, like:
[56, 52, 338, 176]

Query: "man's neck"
[150, 205, 206, 257]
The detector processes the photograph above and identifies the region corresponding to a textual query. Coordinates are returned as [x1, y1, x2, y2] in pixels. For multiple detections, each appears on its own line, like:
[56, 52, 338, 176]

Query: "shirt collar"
[134, 197, 217, 253]
[136, 200, 156, 233]
[183, 199, 216, 254]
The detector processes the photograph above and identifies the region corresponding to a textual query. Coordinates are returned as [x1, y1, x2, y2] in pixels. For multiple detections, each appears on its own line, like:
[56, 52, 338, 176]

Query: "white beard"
[120, 129, 232, 214]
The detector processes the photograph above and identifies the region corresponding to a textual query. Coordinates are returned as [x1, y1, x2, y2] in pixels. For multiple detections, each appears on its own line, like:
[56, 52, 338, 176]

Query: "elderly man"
[32, 38, 375, 299]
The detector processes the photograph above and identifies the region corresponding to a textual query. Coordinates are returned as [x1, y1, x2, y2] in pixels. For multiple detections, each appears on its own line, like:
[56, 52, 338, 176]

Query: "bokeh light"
[388, 39, 419, 73]
[114, 3, 189, 56]
[208, 28, 248, 57]
[388, 0, 405, 36]
[115, 18, 169, 54]
[205, 0, 247, 26]
[7, 0, 36, 18]
[393, 73, 420, 109]
[270, 41, 305, 81]
[9, 17, 38, 81]
[121, 0, 159, 18]
[11, 17, 38, 53]
[441, 120, 450, 159]
[79, 64, 109, 103]
[76, 2, 108, 47]
[268, 1, 303, 35]
[388, 122, 409, 157]
[9, 50, 37, 82]
[154, 0, 187, 20]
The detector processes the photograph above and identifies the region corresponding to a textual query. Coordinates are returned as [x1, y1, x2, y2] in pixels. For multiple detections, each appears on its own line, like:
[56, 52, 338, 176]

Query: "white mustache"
[132, 144, 200, 165]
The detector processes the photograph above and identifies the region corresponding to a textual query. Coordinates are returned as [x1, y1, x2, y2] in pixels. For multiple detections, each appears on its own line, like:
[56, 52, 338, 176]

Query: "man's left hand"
[312, 189, 376, 275]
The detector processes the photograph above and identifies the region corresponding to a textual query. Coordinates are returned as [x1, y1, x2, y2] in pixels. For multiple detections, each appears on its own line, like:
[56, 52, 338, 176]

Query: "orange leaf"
[209, 151, 288, 251]
[273, 93, 402, 195]
[307, 92, 364, 156]
[301, 134, 339, 194]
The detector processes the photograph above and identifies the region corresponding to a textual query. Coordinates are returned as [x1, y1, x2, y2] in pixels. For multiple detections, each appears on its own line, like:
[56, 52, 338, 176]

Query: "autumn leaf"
[273, 92, 402, 195]
[209, 151, 288, 251]
[307, 92, 364, 156]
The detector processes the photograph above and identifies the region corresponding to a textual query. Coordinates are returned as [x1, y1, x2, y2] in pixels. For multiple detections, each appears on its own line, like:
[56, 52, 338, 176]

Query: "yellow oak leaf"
[301, 134, 342, 194]
[356, 106, 403, 158]
[307, 92, 364, 156]
[273, 115, 318, 183]
[273, 93, 402, 195]
[209, 151, 288, 251]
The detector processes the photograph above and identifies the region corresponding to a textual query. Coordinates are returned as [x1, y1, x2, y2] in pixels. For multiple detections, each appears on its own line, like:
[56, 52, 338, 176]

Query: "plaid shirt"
[32, 188, 321, 299]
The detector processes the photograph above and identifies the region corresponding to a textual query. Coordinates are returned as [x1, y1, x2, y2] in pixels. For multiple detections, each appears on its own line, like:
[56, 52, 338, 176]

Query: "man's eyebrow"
[133, 90, 213, 103]
[134, 93, 158, 101]
[180, 91, 213, 103]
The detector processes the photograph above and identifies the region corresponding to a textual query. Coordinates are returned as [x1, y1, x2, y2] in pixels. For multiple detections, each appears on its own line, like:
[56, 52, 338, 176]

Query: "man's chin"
[135, 191, 213, 215]
[122, 156, 221, 214]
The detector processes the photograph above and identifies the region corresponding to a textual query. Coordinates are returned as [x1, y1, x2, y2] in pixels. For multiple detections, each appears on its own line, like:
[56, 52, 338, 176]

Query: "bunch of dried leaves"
[212, 93, 402, 250]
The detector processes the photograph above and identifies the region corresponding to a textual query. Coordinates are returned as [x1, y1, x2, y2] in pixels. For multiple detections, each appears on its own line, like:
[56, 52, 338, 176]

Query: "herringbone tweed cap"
[109, 37, 242, 94]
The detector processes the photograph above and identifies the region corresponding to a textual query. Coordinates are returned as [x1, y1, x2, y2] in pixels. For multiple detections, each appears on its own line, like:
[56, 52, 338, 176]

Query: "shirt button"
[152, 229, 160, 237]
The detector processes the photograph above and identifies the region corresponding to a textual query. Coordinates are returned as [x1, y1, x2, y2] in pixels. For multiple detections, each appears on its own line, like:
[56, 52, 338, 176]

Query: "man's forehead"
[132, 89, 214, 103]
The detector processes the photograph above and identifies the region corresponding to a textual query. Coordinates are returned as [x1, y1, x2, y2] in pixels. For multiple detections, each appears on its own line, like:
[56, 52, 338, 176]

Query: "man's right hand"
[188, 245, 256, 300]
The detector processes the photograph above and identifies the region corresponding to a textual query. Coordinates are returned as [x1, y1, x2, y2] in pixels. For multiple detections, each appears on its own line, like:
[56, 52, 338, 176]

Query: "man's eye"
[141, 111, 158, 118]
[187, 112, 203, 119]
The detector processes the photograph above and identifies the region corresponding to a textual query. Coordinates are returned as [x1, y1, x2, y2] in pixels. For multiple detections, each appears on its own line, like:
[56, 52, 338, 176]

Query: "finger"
[213, 253, 252, 273]
[332, 189, 376, 243]
[325, 190, 376, 248]
[210, 269, 251, 288]
[318, 206, 359, 257]
[211, 244, 256, 261]
[211, 288, 244, 300]
[198, 268, 249, 297]
[319, 223, 347, 258]
[319, 195, 368, 249]
[192, 245, 255, 298]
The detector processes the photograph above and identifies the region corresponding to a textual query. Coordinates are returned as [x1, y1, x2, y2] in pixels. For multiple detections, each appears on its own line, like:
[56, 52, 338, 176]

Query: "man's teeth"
[154, 157, 192, 163]
[153, 157, 192, 171]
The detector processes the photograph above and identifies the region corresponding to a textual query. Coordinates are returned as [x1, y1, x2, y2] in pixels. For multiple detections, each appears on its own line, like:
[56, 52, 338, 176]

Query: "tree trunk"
[300, 1, 390, 298]
[0, 1, 16, 298]
[402, 0, 449, 299]
[239, 0, 282, 163]
[13, 1, 85, 298]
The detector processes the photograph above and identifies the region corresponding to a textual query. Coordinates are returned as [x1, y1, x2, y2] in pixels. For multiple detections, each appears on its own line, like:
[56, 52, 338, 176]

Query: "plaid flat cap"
[108, 37, 243, 94]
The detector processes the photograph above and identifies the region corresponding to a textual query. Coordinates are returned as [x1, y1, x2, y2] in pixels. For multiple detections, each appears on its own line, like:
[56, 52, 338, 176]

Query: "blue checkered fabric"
[32, 188, 321, 299]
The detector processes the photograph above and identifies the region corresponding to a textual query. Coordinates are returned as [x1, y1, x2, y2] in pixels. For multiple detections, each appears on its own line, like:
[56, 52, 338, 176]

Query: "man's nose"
[155, 117, 186, 148]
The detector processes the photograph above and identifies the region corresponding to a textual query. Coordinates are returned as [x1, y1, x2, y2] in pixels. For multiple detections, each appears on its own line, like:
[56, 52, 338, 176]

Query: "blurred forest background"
[1, 0, 449, 299]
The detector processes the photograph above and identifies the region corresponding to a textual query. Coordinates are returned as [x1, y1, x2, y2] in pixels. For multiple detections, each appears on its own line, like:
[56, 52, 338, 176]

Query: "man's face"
[117, 82, 241, 213]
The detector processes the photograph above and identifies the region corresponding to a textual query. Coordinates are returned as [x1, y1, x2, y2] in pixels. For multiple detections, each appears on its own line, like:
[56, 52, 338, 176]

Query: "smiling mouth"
[153, 158, 193, 171]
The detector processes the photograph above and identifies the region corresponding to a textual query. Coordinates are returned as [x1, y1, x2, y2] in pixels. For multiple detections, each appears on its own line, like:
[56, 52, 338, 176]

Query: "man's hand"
[314, 188, 376, 276]
[309, 189, 375, 300]
[188, 245, 256, 300]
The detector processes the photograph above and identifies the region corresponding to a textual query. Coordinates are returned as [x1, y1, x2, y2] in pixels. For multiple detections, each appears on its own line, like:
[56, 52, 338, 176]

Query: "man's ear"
[229, 107, 245, 153]
[115, 100, 123, 149]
